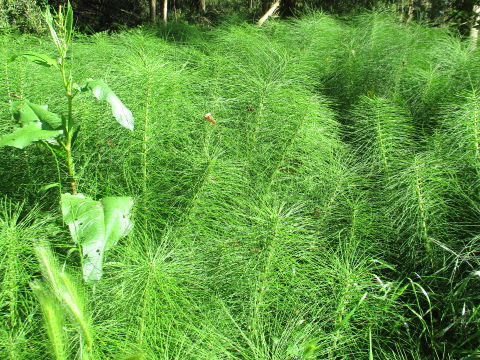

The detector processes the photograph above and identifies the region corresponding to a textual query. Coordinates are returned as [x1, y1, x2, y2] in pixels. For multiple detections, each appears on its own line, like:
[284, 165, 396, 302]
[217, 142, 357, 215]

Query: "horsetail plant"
[0, 2, 135, 282]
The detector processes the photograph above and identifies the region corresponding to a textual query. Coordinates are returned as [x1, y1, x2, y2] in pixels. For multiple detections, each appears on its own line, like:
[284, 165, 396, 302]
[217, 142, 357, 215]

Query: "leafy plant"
[0, 2, 135, 282]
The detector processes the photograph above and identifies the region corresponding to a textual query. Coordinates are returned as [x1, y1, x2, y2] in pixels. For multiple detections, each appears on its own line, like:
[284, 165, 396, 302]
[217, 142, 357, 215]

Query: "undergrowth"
[1, 9, 480, 359]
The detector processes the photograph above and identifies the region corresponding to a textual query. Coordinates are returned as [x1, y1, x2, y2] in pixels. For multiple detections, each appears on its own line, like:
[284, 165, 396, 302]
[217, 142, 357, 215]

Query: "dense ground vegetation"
[1, 10, 480, 359]
[2, 0, 479, 34]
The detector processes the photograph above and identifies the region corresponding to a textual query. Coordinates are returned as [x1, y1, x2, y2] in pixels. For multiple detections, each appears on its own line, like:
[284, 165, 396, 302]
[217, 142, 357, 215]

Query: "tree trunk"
[407, 0, 415, 22]
[163, 0, 168, 23]
[471, 4, 480, 48]
[150, 0, 156, 22]
[257, 0, 280, 26]
[199, 0, 206, 13]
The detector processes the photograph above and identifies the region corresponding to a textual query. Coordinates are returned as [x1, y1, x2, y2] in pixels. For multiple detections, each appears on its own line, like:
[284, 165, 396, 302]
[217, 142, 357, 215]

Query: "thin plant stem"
[141, 78, 152, 216]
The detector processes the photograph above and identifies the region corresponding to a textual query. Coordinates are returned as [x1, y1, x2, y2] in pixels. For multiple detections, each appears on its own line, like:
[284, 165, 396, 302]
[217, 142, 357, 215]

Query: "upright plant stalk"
[60, 31, 77, 195]
[141, 78, 152, 215]
[137, 266, 154, 345]
[413, 158, 431, 255]
[65, 94, 77, 194]
[46, 3, 78, 195]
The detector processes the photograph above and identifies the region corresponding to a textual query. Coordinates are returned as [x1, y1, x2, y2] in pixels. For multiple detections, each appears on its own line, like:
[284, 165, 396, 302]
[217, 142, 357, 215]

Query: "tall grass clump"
[112, 29, 210, 229]
[419, 90, 480, 355]
[0, 199, 61, 359]
[430, 91, 480, 233]
[396, 37, 480, 128]
[322, 11, 480, 129]
[178, 24, 412, 359]
[333, 27, 479, 353]
[345, 96, 417, 258]
[90, 231, 204, 358]
[348, 96, 417, 174]
[323, 12, 427, 109]
[386, 152, 455, 265]
[265, 12, 346, 87]
[415, 90, 480, 246]
[32, 246, 94, 359]
[436, 90, 480, 174]
[204, 24, 335, 186]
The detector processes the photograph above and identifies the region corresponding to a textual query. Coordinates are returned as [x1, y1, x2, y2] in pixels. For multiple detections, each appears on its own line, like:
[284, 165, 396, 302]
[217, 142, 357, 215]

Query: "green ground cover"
[1, 11, 480, 359]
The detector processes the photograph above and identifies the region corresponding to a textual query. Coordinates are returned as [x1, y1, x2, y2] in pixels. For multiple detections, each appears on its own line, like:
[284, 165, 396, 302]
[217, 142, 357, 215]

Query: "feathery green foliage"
[0, 199, 61, 359]
[349, 96, 417, 174]
[2, 9, 480, 360]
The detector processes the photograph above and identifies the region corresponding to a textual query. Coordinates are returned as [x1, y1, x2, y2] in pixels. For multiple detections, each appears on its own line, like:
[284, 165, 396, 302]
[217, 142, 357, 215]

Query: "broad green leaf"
[80, 79, 134, 131]
[0, 122, 62, 149]
[61, 193, 105, 282]
[61, 194, 134, 282]
[65, 2, 74, 44]
[10, 52, 58, 69]
[12, 101, 62, 129]
[102, 197, 134, 251]
[60, 193, 104, 246]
